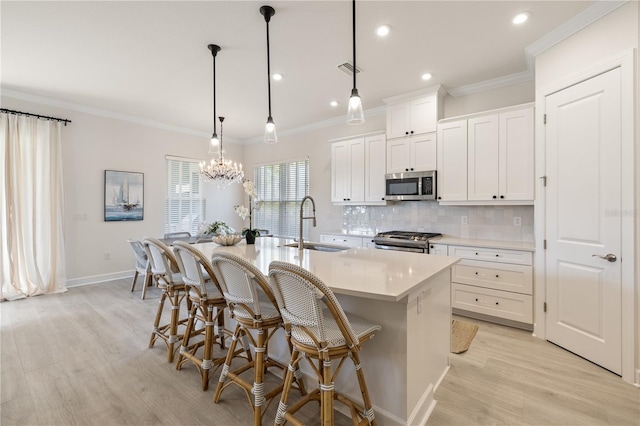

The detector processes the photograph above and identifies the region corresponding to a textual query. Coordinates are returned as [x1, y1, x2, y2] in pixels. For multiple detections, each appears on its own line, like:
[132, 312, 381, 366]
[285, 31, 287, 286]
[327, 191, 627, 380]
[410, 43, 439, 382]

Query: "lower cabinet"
[448, 244, 533, 329]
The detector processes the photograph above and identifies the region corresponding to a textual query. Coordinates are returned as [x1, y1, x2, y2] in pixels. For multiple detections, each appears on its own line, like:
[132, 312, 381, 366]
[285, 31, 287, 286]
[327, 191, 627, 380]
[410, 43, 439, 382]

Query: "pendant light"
[260, 5, 278, 144]
[200, 44, 244, 188]
[208, 44, 221, 152]
[347, 0, 364, 125]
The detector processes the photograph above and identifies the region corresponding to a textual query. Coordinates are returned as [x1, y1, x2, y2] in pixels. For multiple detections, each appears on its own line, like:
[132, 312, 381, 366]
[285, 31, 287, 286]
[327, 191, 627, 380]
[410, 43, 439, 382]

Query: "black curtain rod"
[0, 108, 71, 126]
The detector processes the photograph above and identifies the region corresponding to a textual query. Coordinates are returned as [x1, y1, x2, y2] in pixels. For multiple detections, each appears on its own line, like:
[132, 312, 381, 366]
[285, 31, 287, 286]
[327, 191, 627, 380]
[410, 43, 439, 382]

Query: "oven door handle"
[374, 244, 425, 253]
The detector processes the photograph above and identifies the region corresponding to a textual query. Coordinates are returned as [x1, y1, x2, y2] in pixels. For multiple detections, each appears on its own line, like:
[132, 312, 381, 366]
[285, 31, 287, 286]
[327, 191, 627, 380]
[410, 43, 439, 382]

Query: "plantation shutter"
[254, 159, 309, 239]
[165, 156, 206, 236]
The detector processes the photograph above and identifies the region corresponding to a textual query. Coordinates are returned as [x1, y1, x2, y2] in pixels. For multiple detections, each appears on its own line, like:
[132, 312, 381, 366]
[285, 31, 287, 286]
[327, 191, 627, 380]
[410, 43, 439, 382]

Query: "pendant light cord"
[266, 17, 272, 118]
[352, 0, 357, 91]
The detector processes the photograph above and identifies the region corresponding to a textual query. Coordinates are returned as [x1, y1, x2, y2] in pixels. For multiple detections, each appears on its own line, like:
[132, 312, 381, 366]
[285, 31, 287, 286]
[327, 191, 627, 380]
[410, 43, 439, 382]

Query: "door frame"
[533, 48, 636, 384]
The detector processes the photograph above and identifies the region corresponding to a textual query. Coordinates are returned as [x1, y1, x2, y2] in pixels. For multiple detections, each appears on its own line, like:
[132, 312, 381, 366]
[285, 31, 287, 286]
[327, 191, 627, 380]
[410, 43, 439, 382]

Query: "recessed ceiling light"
[421, 73, 432, 81]
[376, 25, 391, 37]
[330, 101, 339, 107]
[272, 73, 283, 81]
[512, 12, 530, 25]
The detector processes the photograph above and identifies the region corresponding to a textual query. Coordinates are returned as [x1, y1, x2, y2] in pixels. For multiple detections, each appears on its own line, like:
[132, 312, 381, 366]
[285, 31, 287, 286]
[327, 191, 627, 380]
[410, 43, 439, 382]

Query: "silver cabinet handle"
[592, 253, 617, 262]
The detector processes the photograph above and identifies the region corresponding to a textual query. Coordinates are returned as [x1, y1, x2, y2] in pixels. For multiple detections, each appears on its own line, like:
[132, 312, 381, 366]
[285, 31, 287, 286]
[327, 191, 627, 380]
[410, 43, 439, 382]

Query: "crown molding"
[241, 105, 387, 145]
[447, 0, 627, 97]
[1, 87, 211, 139]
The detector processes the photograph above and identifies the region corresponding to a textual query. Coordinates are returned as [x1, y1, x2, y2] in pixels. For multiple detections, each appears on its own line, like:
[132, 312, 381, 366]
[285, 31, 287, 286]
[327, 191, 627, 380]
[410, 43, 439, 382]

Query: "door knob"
[592, 253, 617, 262]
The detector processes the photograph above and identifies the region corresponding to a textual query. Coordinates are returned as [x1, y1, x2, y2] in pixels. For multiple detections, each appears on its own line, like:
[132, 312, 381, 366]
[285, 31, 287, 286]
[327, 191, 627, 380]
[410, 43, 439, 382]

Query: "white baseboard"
[407, 383, 436, 426]
[66, 270, 133, 287]
[635, 368, 640, 387]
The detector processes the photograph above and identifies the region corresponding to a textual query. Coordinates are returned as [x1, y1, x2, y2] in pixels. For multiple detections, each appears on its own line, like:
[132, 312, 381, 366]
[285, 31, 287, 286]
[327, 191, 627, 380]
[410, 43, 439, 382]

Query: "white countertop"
[192, 237, 459, 303]
[434, 236, 536, 251]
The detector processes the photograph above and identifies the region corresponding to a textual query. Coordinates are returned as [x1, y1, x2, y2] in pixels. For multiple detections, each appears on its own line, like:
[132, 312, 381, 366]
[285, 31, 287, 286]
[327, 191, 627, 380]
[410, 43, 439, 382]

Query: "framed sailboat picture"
[104, 170, 144, 221]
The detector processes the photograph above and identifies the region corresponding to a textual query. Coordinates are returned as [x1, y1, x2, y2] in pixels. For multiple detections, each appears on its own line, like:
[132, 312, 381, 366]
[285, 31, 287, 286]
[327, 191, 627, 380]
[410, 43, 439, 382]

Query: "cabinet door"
[410, 94, 438, 135]
[437, 120, 468, 201]
[364, 134, 386, 202]
[468, 114, 499, 201]
[386, 103, 410, 139]
[412, 132, 437, 172]
[429, 243, 447, 256]
[348, 139, 365, 202]
[331, 141, 350, 202]
[386, 138, 411, 173]
[499, 108, 534, 200]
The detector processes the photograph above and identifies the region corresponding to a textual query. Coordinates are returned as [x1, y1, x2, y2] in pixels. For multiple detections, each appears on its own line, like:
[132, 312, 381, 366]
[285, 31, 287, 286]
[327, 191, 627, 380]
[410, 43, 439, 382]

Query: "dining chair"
[268, 261, 382, 426]
[127, 239, 154, 299]
[210, 252, 306, 426]
[142, 237, 190, 363]
[164, 231, 191, 239]
[172, 242, 251, 391]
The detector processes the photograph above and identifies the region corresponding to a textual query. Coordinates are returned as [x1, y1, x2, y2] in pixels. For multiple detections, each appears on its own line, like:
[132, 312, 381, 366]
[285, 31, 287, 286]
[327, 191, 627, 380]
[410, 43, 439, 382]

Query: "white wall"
[534, 1, 639, 382]
[443, 80, 535, 118]
[1, 96, 244, 284]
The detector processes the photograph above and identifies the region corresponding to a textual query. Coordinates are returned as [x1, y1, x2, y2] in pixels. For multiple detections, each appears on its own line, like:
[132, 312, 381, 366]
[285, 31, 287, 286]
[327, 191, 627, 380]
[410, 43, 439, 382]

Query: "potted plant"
[234, 180, 263, 244]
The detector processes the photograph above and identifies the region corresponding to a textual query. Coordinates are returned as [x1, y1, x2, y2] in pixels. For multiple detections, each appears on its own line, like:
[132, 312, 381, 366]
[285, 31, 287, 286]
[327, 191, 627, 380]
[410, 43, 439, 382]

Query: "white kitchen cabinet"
[364, 133, 387, 202]
[386, 132, 437, 173]
[437, 104, 534, 204]
[384, 87, 444, 140]
[320, 234, 377, 248]
[436, 119, 468, 201]
[468, 108, 534, 201]
[429, 243, 447, 256]
[331, 133, 386, 205]
[449, 244, 533, 329]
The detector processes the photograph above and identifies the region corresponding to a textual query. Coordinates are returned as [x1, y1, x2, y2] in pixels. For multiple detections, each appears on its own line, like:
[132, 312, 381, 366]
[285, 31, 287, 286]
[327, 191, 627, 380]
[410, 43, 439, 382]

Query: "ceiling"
[2, 1, 597, 142]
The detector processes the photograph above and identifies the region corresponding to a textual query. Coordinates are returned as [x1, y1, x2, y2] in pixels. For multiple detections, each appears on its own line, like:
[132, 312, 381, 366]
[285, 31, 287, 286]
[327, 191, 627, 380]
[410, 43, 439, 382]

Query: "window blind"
[254, 159, 309, 239]
[165, 157, 206, 236]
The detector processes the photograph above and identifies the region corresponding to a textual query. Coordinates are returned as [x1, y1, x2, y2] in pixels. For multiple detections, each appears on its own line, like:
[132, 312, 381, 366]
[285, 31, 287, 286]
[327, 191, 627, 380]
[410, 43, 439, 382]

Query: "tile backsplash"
[342, 203, 534, 242]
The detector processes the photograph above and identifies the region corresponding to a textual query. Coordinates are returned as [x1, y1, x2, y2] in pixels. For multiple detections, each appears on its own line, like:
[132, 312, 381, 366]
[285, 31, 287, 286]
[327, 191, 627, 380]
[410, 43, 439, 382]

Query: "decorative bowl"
[212, 234, 243, 246]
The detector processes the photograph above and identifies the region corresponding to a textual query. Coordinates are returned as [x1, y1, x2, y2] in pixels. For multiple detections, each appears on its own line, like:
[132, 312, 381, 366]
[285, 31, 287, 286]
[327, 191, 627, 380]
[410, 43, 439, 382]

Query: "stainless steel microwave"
[385, 170, 436, 201]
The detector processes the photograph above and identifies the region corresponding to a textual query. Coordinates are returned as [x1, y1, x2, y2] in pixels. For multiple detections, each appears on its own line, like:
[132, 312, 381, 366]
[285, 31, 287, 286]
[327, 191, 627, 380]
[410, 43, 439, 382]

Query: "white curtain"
[0, 113, 67, 300]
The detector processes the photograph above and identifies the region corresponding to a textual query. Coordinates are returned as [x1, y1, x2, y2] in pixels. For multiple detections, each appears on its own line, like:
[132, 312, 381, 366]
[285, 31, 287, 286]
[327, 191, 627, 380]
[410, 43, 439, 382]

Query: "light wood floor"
[1, 279, 638, 425]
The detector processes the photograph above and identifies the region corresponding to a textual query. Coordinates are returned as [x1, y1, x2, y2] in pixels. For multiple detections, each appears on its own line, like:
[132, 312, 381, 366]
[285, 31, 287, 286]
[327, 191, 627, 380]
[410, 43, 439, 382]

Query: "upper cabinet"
[386, 132, 437, 173]
[384, 86, 444, 173]
[437, 104, 534, 205]
[331, 132, 387, 205]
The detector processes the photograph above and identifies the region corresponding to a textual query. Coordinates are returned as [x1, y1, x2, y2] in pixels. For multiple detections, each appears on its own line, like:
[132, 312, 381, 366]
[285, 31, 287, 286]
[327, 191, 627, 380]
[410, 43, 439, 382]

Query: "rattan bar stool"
[143, 237, 190, 363]
[210, 252, 306, 426]
[172, 242, 251, 390]
[268, 261, 382, 426]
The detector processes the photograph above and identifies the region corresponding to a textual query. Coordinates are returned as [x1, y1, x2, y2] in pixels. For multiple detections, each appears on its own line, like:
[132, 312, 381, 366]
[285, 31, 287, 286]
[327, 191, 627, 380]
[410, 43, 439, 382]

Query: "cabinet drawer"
[452, 283, 533, 324]
[447, 245, 532, 265]
[452, 260, 532, 294]
[319, 235, 363, 248]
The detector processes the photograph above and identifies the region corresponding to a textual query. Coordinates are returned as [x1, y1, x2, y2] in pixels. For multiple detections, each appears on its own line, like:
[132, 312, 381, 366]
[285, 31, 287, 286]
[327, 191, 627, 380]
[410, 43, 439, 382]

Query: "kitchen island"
[193, 237, 459, 425]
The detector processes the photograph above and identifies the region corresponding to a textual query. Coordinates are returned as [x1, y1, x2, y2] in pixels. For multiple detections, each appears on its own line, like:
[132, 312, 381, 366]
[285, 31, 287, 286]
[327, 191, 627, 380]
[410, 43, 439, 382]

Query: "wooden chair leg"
[321, 358, 333, 426]
[201, 304, 214, 391]
[274, 349, 301, 425]
[252, 328, 266, 426]
[352, 351, 376, 425]
[149, 290, 167, 348]
[176, 301, 198, 370]
[213, 323, 243, 403]
[167, 290, 181, 363]
[141, 272, 153, 300]
[130, 271, 139, 292]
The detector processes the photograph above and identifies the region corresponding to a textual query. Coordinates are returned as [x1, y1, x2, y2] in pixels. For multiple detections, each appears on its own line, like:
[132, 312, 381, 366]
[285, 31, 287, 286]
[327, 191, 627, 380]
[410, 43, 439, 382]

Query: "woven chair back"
[164, 231, 191, 239]
[127, 239, 149, 273]
[172, 241, 220, 298]
[210, 252, 277, 321]
[142, 238, 180, 284]
[268, 261, 360, 348]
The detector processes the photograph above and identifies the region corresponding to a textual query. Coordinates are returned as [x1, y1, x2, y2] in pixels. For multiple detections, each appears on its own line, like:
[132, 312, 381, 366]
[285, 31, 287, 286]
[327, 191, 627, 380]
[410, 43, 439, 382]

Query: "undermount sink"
[281, 242, 348, 252]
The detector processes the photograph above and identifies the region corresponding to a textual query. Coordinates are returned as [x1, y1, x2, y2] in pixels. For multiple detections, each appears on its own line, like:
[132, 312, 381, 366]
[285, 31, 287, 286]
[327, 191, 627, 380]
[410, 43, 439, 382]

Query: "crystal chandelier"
[199, 44, 244, 188]
[200, 116, 244, 188]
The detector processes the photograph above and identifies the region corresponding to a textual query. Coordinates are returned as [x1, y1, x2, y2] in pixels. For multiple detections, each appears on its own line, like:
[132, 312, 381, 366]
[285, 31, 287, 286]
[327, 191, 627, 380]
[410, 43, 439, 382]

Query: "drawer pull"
[495, 302, 499, 305]
[495, 254, 499, 257]
[475, 298, 479, 302]
[495, 274, 499, 278]
[475, 272, 478, 275]
[475, 252, 479, 255]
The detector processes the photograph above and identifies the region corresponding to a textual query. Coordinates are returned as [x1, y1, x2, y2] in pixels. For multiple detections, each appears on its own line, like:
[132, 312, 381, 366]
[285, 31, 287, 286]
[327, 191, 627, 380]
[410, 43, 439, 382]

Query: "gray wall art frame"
[104, 170, 144, 221]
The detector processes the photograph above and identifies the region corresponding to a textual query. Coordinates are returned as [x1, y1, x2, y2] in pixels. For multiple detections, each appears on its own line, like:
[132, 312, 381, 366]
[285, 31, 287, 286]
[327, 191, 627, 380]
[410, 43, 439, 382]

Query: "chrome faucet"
[299, 196, 317, 250]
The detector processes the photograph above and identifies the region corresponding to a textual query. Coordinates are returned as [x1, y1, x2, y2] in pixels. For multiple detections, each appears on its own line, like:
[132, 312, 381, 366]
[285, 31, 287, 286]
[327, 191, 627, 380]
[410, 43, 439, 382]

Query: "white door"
[545, 67, 622, 374]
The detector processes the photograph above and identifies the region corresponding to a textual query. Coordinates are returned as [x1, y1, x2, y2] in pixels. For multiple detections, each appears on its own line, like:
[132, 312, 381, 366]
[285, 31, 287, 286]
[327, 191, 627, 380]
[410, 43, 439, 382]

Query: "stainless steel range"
[373, 230, 442, 254]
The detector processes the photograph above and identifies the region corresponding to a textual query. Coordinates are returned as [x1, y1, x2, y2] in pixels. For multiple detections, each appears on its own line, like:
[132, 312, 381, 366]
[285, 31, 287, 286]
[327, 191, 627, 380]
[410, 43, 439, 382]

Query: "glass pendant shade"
[264, 117, 277, 144]
[347, 88, 364, 125]
[209, 133, 220, 154]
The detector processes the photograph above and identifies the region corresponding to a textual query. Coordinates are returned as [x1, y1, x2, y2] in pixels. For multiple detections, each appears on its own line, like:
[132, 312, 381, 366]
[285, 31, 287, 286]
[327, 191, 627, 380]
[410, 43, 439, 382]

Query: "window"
[254, 159, 309, 239]
[165, 156, 206, 236]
